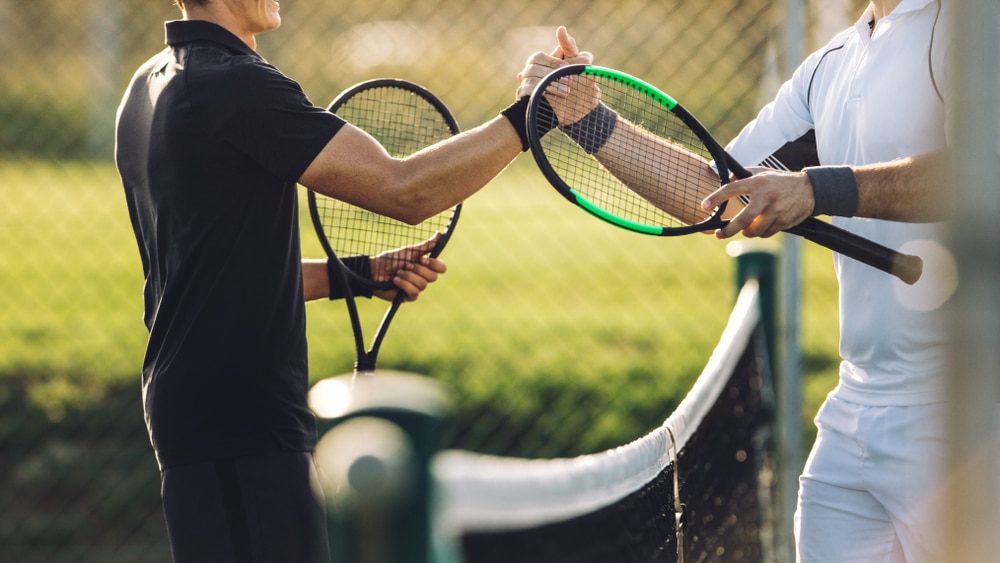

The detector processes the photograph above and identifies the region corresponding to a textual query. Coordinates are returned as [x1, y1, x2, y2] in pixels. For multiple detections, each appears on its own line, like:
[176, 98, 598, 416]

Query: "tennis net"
[432, 280, 776, 562]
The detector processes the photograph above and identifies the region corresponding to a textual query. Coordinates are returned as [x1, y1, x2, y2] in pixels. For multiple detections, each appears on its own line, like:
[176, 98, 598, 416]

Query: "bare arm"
[300, 118, 523, 225]
[302, 259, 330, 302]
[299, 27, 584, 299]
[528, 37, 731, 227]
[701, 150, 953, 238]
[853, 151, 952, 222]
[299, 27, 594, 226]
[590, 118, 726, 225]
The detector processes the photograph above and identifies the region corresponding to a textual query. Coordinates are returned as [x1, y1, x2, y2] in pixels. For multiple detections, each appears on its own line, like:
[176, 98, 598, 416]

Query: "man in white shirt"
[706, 1, 954, 560]
[520, 1, 955, 559]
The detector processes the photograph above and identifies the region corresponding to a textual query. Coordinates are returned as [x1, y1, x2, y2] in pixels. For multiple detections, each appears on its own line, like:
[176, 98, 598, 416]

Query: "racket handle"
[785, 218, 923, 285]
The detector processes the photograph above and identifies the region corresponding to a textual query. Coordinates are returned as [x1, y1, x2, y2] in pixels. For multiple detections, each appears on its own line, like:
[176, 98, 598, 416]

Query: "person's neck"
[182, 6, 257, 50]
[870, 0, 903, 25]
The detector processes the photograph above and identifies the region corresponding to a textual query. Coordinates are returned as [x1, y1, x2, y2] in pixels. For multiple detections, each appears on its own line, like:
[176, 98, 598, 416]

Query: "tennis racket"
[308, 78, 461, 377]
[526, 64, 923, 285]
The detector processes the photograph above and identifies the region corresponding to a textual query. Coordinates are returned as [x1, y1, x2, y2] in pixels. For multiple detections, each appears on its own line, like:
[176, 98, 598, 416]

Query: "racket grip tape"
[786, 218, 923, 285]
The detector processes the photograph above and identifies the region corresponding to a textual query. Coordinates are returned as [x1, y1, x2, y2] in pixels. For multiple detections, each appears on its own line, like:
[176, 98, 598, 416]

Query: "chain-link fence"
[1, 0, 860, 560]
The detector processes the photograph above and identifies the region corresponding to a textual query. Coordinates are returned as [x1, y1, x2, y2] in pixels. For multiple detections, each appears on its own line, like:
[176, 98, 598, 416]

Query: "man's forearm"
[302, 259, 330, 302]
[853, 150, 953, 222]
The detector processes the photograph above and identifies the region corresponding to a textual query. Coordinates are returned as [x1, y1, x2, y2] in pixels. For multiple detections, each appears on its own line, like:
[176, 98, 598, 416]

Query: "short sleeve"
[224, 60, 346, 182]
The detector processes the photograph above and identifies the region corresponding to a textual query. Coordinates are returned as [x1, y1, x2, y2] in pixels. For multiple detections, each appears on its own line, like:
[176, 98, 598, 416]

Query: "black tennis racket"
[308, 78, 461, 377]
[526, 64, 923, 285]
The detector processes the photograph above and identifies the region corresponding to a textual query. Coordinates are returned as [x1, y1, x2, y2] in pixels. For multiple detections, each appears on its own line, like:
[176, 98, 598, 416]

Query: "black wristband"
[500, 96, 557, 152]
[327, 255, 374, 300]
[560, 103, 618, 154]
[804, 166, 859, 217]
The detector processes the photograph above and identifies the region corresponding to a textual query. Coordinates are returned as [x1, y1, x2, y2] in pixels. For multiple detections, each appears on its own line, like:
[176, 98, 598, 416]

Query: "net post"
[730, 243, 778, 365]
[308, 371, 451, 563]
[729, 241, 796, 560]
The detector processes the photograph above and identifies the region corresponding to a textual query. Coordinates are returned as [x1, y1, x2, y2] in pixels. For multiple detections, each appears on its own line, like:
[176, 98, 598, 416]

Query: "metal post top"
[309, 371, 451, 421]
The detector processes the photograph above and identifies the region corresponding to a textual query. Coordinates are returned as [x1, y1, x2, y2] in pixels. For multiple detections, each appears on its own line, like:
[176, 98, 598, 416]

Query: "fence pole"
[778, 3, 805, 561]
[88, 0, 121, 157]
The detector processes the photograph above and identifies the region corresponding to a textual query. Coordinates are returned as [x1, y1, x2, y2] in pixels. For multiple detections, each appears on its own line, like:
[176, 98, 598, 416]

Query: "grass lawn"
[0, 156, 841, 559]
[0, 157, 841, 455]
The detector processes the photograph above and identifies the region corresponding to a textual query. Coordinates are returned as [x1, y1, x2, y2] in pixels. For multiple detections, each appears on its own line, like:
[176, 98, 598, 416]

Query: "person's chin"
[261, 15, 281, 32]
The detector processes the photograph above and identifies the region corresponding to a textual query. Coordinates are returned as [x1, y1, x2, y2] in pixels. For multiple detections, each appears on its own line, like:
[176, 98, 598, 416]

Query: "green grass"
[0, 157, 841, 455]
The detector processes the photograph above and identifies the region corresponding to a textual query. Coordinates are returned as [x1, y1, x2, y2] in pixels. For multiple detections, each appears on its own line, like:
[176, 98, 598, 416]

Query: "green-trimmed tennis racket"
[526, 64, 922, 285]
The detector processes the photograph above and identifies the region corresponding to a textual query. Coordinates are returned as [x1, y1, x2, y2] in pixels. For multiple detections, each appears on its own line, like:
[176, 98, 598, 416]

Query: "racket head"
[526, 64, 733, 236]
[308, 78, 461, 291]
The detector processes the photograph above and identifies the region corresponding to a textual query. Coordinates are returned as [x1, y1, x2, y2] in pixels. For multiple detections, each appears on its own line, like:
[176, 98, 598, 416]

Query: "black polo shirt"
[115, 20, 345, 469]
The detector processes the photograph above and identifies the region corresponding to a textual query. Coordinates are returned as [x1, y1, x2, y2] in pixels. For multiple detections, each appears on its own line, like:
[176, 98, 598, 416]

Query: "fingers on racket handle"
[786, 218, 923, 285]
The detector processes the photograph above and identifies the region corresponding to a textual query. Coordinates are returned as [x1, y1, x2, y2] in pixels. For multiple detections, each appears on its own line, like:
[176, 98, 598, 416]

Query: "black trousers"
[161, 452, 330, 563]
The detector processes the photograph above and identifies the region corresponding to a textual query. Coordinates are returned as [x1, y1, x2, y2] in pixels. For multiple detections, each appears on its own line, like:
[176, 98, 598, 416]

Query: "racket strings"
[539, 77, 719, 229]
[313, 86, 457, 284]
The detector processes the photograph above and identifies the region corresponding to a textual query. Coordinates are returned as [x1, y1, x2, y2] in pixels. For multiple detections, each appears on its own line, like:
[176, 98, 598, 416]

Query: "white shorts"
[794, 396, 948, 563]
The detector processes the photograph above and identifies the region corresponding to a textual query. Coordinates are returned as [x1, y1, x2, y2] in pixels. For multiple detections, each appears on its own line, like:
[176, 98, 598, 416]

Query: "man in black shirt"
[116, 1, 588, 561]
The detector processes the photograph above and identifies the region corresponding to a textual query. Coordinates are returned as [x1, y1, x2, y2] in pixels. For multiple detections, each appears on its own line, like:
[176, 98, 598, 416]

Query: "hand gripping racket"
[526, 64, 923, 285]
[308, 78, 461, 377]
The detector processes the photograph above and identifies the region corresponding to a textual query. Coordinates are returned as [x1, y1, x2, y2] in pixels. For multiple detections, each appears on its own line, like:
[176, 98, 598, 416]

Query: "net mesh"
[432, 281, 775, 562]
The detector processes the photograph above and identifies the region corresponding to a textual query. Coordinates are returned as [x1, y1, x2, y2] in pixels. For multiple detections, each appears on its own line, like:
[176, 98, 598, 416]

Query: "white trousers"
[794, 396, 948, 563]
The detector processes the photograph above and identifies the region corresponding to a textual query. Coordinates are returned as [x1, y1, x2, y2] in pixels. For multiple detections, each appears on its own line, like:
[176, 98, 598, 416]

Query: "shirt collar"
[858, 0, 936, 24]
[855, 0, 936, 38]
[891, 0, 937, 16]
[164, 20, 257, 57]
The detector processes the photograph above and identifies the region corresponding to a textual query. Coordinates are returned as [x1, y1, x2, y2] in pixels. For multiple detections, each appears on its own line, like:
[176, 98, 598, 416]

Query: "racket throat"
[355, 355, 377, 374]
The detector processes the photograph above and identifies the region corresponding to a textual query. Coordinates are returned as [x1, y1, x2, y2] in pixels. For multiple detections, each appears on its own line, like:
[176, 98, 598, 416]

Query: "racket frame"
[307, 78, 461, 374]
[309, 78, 461, 292]
[527, 65, 922, 284]
[527, 65, 734, 236]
